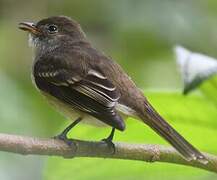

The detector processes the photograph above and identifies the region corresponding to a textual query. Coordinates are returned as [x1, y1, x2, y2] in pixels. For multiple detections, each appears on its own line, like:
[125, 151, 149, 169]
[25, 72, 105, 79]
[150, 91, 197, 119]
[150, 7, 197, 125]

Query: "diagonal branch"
[0, 133, 216, 173]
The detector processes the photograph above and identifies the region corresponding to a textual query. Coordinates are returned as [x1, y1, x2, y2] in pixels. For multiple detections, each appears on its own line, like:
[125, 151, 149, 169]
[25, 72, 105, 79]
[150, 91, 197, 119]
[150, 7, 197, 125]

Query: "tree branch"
[0, 133, 216, 173]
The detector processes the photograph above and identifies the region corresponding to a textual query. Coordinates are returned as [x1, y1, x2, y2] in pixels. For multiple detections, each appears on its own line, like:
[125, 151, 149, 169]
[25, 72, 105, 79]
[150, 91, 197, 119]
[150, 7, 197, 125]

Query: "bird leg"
[54, 117, 82, 146]
[102, 127, 116, 154]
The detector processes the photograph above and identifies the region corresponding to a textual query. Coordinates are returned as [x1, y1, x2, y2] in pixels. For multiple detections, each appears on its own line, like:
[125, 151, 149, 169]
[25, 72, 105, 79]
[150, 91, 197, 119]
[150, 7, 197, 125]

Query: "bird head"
[19, 16, 86, 49]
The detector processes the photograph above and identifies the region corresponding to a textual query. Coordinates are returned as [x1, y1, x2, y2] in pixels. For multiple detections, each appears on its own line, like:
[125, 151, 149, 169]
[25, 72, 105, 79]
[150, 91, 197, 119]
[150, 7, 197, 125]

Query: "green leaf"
[43, 91, 217, 180]
[200, 76, 217, 104]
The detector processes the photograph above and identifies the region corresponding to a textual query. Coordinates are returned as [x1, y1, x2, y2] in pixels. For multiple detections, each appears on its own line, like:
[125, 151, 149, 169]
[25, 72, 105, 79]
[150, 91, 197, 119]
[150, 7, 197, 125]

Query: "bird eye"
[47, 24, 58, 33]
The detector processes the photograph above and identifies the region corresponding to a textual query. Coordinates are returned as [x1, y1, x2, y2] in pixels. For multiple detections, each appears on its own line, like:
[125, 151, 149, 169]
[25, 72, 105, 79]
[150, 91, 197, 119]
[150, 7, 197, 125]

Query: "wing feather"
[33, 60, 125, 130]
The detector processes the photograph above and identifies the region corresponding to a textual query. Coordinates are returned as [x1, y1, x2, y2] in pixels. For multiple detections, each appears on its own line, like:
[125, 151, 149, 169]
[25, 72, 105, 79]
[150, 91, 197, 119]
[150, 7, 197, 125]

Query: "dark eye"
[47, 24, 58, 33]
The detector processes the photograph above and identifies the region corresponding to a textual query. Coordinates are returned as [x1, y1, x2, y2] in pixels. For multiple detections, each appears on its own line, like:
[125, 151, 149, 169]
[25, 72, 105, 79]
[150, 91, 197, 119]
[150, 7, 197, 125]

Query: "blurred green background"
[0, 0, 217, 180]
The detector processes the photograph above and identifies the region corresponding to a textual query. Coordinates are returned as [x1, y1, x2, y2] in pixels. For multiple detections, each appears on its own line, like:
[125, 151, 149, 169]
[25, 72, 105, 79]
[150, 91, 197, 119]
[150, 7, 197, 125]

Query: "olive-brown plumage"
[19, 16, 207, 163]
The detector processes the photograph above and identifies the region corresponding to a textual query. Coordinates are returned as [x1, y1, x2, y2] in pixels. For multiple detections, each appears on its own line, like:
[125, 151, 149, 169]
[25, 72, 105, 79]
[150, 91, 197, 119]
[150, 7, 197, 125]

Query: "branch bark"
[0, 133, 216, 173]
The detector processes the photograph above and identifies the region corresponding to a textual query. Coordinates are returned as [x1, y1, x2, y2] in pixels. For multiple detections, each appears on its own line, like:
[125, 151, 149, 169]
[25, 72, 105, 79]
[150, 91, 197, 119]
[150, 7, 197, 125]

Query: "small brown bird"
[19, 16, 207, 163]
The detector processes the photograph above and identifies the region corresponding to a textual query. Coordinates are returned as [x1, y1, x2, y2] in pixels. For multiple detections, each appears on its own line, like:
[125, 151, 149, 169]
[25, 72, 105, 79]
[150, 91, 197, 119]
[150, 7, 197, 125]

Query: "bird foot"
[101, 138, 116, 154]
[53, 134, 75, 147]
[53, 134, 78, 158]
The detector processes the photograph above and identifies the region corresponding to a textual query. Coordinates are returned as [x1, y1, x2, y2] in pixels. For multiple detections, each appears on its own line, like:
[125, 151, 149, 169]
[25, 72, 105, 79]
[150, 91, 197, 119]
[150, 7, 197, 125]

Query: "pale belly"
[41, 92, 107, 126]
[40, 91, 138, 127]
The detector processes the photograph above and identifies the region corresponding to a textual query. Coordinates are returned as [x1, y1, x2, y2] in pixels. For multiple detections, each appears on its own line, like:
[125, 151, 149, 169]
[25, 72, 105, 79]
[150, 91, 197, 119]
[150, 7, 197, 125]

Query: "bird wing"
[33, 58, 125, 131]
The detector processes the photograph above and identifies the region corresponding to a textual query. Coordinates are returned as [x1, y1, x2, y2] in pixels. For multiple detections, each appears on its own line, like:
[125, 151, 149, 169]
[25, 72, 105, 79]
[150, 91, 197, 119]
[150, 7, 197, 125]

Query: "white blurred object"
[174, 46, 217, 94]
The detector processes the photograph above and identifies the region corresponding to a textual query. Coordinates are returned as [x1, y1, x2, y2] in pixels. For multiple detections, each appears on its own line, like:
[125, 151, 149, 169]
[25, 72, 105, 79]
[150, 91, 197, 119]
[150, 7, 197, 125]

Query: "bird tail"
[141, 101, 208, 164]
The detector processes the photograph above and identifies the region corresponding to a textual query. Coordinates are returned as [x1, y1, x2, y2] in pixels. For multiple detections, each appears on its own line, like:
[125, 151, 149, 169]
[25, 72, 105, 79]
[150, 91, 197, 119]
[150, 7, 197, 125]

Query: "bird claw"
[53, 134, 75, 147]
[101, 138, 116, 154]
[53, 134, 78, 158]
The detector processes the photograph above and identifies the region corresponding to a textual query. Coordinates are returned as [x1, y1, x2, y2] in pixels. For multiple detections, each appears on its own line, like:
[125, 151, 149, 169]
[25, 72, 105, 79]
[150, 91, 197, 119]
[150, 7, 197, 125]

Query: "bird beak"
[19, 22, 41, 35]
